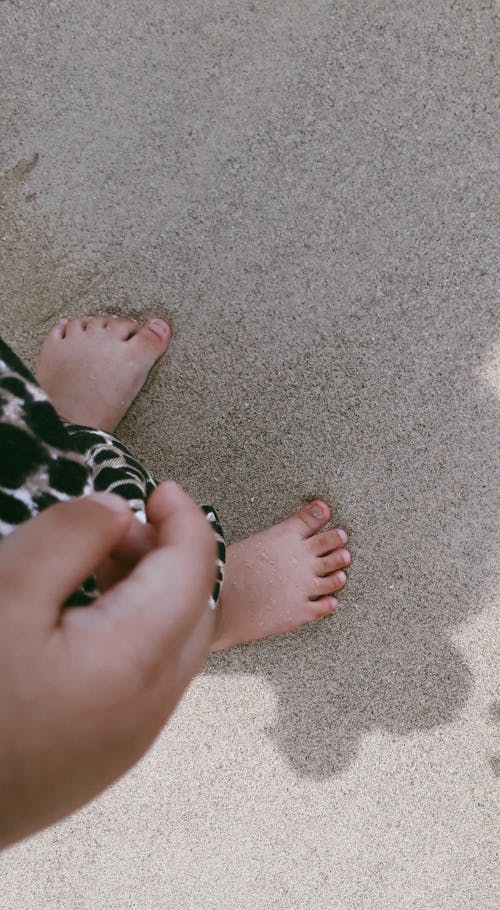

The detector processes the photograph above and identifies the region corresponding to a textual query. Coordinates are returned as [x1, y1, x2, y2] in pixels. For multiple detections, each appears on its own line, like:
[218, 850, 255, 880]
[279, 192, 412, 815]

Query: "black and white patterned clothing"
[0, 336, 225, 609]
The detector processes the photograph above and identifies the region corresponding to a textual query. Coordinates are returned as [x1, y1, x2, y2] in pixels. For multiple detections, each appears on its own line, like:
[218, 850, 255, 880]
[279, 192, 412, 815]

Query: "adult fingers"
[0, 493, 133, 629]
[94, 519, 157, 592]
[63, 483, 217, 680]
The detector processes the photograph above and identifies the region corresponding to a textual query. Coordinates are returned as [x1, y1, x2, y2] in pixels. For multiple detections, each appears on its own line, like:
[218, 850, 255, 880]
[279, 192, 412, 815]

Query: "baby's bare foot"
[36, 315, 171, 432]
[212, 501, 350, 650]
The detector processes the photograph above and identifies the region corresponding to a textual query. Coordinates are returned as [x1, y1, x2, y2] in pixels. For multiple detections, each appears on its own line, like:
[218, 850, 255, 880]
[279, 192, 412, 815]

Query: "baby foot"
[36, 315, 171, 433]
[212, 500, 350, 650]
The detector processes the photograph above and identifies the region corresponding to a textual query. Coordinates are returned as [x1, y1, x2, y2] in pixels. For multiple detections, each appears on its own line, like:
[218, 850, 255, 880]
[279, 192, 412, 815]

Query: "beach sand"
[0, 2, 498, 907]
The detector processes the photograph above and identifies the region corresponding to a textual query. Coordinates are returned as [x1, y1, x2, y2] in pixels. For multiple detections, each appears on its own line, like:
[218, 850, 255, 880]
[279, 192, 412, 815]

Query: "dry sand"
[0, 1, 498, 907]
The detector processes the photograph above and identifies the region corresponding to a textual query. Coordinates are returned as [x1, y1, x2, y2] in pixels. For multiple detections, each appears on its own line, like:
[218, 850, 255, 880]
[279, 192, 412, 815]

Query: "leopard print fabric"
[0, 336, 225, 609]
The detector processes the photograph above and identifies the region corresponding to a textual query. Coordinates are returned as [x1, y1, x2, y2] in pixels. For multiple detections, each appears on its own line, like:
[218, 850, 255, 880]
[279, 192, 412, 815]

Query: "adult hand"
[0, 482, 217, 848]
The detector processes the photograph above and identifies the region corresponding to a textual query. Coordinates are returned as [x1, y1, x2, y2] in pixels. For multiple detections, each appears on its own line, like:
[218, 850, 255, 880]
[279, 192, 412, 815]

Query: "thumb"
[68, 482, 217, 667]
[0, 493, 133, 628]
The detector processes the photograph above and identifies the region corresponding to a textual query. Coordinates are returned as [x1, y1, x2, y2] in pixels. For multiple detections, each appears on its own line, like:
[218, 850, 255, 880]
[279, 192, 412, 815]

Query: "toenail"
[336, 571, 347, 583]
[318, 597, 337, 616]
[308, 502, 327, 520]
[337, 528, 348, 544]
[148, 319, 168, 338]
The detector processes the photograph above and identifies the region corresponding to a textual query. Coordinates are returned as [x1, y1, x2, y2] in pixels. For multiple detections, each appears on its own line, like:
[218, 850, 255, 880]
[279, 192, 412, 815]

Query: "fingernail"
[120, 516, 156, 556]
[86, 493, 129, 514]
[148, 319, 169, 338]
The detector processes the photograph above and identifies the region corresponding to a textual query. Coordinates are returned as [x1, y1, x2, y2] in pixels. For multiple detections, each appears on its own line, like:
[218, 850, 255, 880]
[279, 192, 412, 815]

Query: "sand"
[0, 2, 498, 907]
